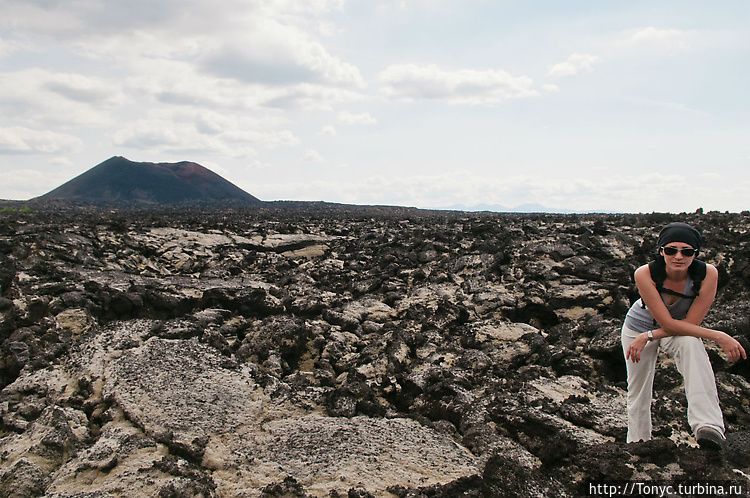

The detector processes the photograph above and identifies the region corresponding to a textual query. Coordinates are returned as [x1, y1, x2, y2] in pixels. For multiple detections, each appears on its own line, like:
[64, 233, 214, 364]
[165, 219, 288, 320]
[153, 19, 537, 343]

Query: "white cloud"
[259, 83, 365, 110]
[378, 64, 537, 105]
[546, 53, 602, 79]
[0, 1, 84, 37]
[303, 149, 325, 163]
[222, 128, 300, 150]
[0, 37, 34, 58]
[43, 72, 125, 106]
[251, 169, 743, 213]
[2, 0, 365, 91]
[165, 108, 298, 147]
[0, 69, 124, 126]
[194, 112, 227, 135]
[155, 4, 366, 89]
[198, 28, 365, 88]
[338, 111, 377, 125]
[256, 0, 346, 16]
[0, 126, 84, 154]
[624, 27, 693, 50]
[126, 59, 267, 109]
[111, 119, 284, 159]
[124, 55, 364, 113]
[111, 110, 301, 158]
[0, 1, 747, 212]
[0, 168, 55, 200]
[0, 0, 343, 41]
[623, 96, 705, 115]
[320, 125, 338, 136]
[112, 122, 184, 149]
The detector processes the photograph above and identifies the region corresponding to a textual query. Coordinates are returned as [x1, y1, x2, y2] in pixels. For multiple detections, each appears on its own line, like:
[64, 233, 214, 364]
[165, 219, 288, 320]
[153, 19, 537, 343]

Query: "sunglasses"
[662, 246, 697, 257]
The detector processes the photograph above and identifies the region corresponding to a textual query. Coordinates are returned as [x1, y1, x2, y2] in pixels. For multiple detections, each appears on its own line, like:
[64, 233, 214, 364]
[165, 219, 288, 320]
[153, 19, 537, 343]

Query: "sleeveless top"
[624, 275, 695, 334]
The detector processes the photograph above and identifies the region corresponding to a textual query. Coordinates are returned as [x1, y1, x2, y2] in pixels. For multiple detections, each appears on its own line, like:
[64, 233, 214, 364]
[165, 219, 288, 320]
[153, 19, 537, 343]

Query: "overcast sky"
[1, 0, 748, 212]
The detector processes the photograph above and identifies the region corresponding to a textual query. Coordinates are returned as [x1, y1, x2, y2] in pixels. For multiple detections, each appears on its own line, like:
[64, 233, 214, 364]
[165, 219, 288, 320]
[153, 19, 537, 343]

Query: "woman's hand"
[626, 333, 651, 363]
[716, 332, 747, 362]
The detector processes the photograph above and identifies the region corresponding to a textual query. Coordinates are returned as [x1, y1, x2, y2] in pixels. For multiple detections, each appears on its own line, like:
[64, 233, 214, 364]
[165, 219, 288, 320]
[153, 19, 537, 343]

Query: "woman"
[622, 222, 746, 449]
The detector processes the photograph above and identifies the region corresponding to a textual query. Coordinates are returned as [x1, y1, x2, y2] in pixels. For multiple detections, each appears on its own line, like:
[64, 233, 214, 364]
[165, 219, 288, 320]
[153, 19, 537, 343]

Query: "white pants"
[621, 325, 724, 443]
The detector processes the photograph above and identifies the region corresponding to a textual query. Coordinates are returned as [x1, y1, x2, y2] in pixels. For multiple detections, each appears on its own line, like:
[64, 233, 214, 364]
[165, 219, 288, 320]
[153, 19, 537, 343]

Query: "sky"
[1, 0, 748, 213]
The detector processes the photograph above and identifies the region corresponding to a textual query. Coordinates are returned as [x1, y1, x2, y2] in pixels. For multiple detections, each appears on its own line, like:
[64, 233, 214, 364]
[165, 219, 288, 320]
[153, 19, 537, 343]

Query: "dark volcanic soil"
[1, 205, 749, 497]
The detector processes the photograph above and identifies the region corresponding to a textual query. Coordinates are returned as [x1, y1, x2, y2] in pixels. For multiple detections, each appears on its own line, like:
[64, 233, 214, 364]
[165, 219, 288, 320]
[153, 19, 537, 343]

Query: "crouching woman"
[621, 222, 746, 448]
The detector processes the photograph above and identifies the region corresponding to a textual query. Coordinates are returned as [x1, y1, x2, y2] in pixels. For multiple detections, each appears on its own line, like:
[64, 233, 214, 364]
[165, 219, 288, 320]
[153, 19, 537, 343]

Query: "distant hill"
[438, 202, 574, 214]
[32, 156, 262, 207]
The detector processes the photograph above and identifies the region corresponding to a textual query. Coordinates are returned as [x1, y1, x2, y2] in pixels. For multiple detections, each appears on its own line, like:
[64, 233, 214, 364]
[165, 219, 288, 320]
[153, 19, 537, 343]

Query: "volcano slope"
[1, 207, 749, 497]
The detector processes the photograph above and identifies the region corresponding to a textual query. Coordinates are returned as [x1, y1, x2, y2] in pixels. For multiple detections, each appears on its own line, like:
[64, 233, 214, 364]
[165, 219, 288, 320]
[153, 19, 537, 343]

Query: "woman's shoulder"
[635, 263, 650, 272]
[633, 263, 654, 284]
[690, 259, 717, 277]
[634, 262, 652, 276]
[703, 261, 718, 278]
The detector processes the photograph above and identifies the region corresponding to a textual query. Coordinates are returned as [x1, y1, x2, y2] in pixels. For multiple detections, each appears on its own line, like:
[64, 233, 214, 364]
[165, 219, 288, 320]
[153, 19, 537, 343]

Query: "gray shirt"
[624, 275, 695, 334]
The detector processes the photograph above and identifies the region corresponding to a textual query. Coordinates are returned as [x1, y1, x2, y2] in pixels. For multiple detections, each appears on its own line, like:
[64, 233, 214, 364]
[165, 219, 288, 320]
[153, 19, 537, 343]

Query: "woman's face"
[661, 242, 696, 271]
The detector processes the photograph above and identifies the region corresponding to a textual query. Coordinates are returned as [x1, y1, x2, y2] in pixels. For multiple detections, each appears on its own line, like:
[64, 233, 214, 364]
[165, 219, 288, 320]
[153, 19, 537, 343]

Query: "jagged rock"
[55, 308, 95, 338]
[0, 208, 749, 496]
[0, 458, 47, 498]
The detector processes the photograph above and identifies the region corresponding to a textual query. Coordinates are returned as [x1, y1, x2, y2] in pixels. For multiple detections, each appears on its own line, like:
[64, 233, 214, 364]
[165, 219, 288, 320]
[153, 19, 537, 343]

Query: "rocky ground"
[1, 205, 749, 497]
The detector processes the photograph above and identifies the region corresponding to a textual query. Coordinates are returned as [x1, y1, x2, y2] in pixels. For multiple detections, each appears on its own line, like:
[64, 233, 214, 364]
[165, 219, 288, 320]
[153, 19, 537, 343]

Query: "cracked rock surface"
[1, 206, 749, 497]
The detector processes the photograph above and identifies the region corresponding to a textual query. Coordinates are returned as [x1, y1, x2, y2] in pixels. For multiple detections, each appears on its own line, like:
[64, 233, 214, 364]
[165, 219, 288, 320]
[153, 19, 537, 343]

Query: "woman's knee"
[666, 335, 705, 353]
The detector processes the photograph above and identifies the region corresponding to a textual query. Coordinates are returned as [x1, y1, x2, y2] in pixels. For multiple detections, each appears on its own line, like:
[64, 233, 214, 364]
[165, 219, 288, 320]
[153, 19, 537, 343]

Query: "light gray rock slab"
[28, 319, 480, 496]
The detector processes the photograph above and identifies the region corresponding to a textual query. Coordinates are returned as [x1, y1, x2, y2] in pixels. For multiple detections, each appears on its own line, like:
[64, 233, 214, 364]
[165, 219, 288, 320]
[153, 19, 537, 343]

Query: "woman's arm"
[626, 263, 746, 362]
[635, 263, 717, 337]
[642, 264, 717, 340]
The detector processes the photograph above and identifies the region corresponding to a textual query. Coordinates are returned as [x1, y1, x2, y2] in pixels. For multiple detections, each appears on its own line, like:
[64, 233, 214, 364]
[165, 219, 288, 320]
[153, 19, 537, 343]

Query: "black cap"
[657, 222, 702, 251]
